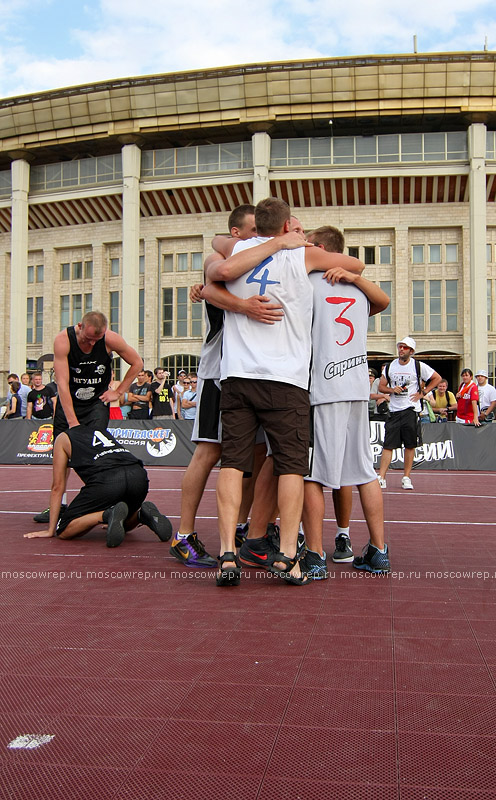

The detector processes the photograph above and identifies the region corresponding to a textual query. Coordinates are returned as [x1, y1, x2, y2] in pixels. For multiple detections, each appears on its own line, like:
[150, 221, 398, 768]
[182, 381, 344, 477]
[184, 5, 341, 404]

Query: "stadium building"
[1, 51, 496, 386]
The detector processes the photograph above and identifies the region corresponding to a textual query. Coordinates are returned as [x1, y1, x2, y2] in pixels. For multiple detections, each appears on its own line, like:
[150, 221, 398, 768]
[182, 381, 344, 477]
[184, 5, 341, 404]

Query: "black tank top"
[67, 326, 112, 409]
[66, 426, 141, 482]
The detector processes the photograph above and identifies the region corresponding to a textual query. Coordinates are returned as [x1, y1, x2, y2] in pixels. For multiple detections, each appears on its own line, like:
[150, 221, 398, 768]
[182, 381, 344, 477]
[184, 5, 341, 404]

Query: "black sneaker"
[332, 534, 354, 563]
[102, 502, 128, 548]
[301, 549, 328, 580]
[266, 522, 280, 552]
[235, 522, 249, 548]
[353, 542, 390, 574]
[33, 505, 66, 524]
[297, 527, 306, 559]
[169, 532, 217, 567]
[239, 534, 277, 569]
[138, 502, 172, 542]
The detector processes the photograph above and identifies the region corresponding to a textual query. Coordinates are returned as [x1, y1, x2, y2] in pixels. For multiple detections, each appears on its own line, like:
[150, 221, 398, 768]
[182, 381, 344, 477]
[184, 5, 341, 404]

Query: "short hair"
[461, 368, 473, 377]
[255, 198, 291, 236]
[228, 204, 255, 233]
[81, 311, 107, 333]
[145, 370, 154, 380]
[9, 380, 20, 393]
[309, 226, 345, 254]
[7, 373, 19, 381]
[188, 372, 197, 379]
[32, 370, 42, 378]
[21, 373, 30, 380]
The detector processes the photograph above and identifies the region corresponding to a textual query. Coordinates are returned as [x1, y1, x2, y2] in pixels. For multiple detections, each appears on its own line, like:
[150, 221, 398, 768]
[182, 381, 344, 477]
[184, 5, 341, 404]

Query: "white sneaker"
[378, 476, 386, 489]
[402, 476, 413, 490]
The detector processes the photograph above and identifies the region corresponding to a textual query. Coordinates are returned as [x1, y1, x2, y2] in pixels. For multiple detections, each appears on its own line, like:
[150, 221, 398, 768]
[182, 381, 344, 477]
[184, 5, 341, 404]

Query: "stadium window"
[162, 288, 173, 337]
[191, 252, 203, 271]
[36, 265, 44, 283]
[84, 293, 92, 313]
[445, 244, 458, 263]
[487, 244, 492, 263]
[139, 288, 144, 340]
[364, 246, 375, 265]
[412, 245, 424, 264]
[348, 246, 359, 258]
[380, 281, 392, 332]
[139, 255, 145, 275]
[35, 297, 43, 343]
[61, 263, 70, 281]
[446, 280, 458, 331]
[487, 280, 492, 331]
[109, 291, 119, 332]
[413, 281, 425, 331]
[429, 244, 442, 264]
[72, 294, 82, 325]
[177, 253, 188, 272]
[84, 260, 93, 279]
[110, 258, 120, 276]
[429, 280, 442, 331]
[27, 298, 33, 344]
[176, 287, 188, 336]
[60, 295, 70, 328]
[72, 261, 82, 280]
[379, 246, 391, 265]
[27, 265, 34, 284]
[163, 254, 173, 272]
[192, 298, 203, 337]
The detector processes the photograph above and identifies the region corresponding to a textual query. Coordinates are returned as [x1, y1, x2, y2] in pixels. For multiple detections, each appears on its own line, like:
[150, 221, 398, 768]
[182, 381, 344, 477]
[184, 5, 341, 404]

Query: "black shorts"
[54, 401, 110, 439]
[220, 377, 309, 476]
[57, 463, 149, 533]
[383, 407, 422, 450]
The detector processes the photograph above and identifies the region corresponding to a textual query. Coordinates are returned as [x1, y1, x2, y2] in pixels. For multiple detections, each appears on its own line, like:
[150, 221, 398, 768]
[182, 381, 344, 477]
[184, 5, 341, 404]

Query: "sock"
[62, 492, 67, 505]
[336, 527, 350, 538]
[175, 531, 192, 540]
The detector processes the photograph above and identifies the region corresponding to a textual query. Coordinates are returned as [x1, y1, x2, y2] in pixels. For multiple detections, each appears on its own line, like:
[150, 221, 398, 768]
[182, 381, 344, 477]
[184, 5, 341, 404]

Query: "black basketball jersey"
[66, 426, 141, 482]
[67, 326, 112, 409]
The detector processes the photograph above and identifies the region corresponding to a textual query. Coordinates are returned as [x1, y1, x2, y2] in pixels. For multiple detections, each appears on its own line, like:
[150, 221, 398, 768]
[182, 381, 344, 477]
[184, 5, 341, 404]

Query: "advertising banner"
[1, 419, 495, 470]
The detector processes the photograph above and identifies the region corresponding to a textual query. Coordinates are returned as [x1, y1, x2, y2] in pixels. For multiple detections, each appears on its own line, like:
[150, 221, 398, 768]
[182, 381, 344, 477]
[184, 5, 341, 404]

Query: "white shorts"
[306, 401, 377, 489]
[191, 378, 222, 443]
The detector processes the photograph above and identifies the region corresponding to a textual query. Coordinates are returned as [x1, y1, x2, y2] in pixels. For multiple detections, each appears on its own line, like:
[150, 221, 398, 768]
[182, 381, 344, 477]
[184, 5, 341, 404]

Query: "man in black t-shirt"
[24, 426, 172, 547]
[26, 371, 56, 419]
[128, 369, 152, 419]
[150, 367, 174, 418]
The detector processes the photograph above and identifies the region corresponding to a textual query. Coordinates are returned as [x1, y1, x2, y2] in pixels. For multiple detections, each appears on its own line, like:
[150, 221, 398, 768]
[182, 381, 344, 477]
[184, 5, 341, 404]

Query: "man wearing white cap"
[377, 337, 441, 490]
[476, 370, 496, 423]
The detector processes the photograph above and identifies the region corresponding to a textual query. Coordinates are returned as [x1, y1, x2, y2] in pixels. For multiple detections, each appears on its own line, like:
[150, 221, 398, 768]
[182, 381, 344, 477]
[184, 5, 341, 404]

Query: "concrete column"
[9, 155, 31, 375]
[251, 132, 271, 203]
[393, 224, 409, 350]
[120, 139, 142, 368]
[468, 123, 488, 371]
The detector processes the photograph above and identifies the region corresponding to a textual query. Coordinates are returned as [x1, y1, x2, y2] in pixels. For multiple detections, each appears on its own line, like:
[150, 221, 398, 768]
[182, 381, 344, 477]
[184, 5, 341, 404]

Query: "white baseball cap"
[475, 369, 488, 378]
[397, 336, 416, 352]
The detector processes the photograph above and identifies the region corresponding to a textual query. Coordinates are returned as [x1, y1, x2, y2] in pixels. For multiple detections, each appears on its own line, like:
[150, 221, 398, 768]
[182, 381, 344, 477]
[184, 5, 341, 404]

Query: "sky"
[0, 0, 496, 99]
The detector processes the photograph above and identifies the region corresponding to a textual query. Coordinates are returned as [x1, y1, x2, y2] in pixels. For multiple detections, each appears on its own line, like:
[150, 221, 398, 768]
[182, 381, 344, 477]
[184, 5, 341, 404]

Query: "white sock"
[336, 527, 350, 538]
[62, 493, 67, 505]
[175, 531, 191, 540]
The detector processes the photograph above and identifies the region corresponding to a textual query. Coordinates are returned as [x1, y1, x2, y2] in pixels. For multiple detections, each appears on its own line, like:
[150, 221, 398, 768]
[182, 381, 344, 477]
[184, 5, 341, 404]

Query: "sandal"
[216, 552, 241, 587]
[268, 552, 309, 585]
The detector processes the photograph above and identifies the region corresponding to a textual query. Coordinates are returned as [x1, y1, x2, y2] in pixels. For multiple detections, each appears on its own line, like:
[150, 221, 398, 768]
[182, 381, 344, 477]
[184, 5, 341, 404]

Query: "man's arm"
[99, 332, 143, 403]
[24, 434, 70, 538]
[26, 400, 33, 420]
[318, 268, 389, 316]
[304, 247, 365, 276]
[54, 329, 80, 427]
[202, 282, 284, 324]
[207, 232, 309, 282]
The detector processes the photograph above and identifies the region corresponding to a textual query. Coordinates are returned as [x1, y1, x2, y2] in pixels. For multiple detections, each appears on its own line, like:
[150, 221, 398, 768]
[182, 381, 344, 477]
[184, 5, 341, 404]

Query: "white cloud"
[0, 0, 495, 97]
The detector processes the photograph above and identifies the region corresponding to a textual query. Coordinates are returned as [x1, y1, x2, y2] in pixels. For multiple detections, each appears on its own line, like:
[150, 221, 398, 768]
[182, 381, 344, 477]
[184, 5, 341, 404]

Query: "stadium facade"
[1, 51, 496, 387]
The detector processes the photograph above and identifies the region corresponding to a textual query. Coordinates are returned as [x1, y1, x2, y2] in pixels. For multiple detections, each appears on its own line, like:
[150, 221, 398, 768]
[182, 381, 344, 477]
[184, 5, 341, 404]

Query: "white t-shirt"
[221, 237, 313, 390]
[478, 381, 496, 411]
[384, 358, 434, 412]
[309, 272, 370, 405]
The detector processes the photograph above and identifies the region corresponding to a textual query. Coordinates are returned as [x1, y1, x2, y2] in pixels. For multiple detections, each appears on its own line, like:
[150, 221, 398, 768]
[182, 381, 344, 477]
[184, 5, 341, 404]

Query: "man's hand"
[99, 388, 121, 403]
[322, 266, 357, 285]
[243, 295, 284, 324]
[24, 529, 54, 539]
[190, 284, 204, 303]
[276, 231, 312, 250]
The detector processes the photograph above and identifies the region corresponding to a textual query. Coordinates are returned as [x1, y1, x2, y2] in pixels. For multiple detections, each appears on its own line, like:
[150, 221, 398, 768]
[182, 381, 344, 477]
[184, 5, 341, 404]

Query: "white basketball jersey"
[309, 272, 370, 405]
[221, 237, 313, 389]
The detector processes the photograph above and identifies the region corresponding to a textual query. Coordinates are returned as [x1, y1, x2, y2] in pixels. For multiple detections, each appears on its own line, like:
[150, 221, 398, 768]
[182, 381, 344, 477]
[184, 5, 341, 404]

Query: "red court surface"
[0, 464, 496, 799]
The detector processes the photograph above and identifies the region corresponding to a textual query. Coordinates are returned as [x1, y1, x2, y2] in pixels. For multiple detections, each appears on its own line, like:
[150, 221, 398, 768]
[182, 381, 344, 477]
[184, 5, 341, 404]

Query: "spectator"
[456, 368, 480, 426]
[127, 369, 152, 420]
[475, 369, 496, 423]
[427, 379, 457, 422]
[369, 367, 389, 417]
[108, 370, 123, 420]
[172, 370, 187, 418]
[150, 367, 174, 418]
[6, 372, 30, 417]
[181, 374, 198, 420]
[26, 371, 57, 419]
[4, 380, 22, 419]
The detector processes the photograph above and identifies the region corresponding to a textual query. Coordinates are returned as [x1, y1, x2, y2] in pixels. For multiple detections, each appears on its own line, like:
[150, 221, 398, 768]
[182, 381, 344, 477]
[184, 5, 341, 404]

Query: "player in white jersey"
[205, 199, 365, 585]
[302, 226, 391, 575]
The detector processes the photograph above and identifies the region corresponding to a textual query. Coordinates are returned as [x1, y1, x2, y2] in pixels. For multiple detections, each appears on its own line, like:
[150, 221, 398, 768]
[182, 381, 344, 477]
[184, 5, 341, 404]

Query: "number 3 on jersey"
[326, 296, 356, 346]
[246, 256, 280, 296]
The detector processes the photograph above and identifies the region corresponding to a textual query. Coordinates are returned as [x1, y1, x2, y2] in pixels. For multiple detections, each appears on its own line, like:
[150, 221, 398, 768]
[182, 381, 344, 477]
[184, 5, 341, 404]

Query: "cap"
[397, 336, 416, 352]
[475, 369, 488, 378]
[178, 369, 187, 375]
[368, 368, 378, 378]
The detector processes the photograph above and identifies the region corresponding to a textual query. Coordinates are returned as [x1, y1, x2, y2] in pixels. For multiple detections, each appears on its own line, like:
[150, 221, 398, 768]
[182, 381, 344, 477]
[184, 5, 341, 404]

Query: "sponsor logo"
[95, 365, 106, 375]
[75, 387, 96, 400]
[109, 426, 177, 458]
[28, 424, 54, 453]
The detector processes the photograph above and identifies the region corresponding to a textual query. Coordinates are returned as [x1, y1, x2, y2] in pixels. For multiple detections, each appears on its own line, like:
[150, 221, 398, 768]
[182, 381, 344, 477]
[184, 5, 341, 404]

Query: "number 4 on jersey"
[92, 430, 115, 448]
[247, 256, 280, 296]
